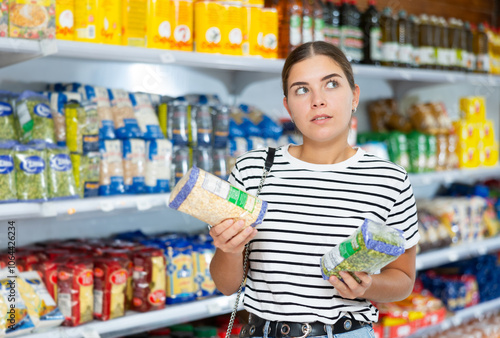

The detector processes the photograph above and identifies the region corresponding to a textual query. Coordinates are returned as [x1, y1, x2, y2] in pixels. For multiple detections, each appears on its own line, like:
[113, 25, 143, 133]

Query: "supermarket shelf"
[0, 39, 497, 84]
[0, 193, 171, 221]
[408, 166, 500, 187]
[29, 294, 243, 338]
[54, 40, 285, 73]
[408, 297, 500, 337]
[0, 38, 57, 68]
[415, 236, 500, 271]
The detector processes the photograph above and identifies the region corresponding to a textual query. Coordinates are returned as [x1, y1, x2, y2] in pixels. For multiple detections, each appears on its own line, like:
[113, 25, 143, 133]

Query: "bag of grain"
[168, 166, 267, 228]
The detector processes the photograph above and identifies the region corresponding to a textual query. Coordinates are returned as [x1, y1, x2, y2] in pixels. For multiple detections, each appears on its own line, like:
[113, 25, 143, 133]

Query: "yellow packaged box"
[453, 120, 479, 148]
[221, 2, 243, 55]
[122, 0, 147, 47]
[479, 120, 496, 147]
[459, 96, 486, 123]
[74, 0, 98, 42]
[1, 0, 8, 37]
[457, 144, 480, 168]
[195, 1, 222, 54]
[259, 7, 278, 59]
[56, 0, 74, 40]
[481, 141, 499, 167]
[146, 0, 172, 49]
[9, 0, 56, 39]
[242, 5, 260, 56]
[170, 0, 193, 51]
[97, 0, 121, 44]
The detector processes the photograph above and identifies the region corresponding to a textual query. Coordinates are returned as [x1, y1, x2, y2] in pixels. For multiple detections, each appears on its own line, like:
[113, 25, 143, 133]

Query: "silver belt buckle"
[294, 323, 312, 338]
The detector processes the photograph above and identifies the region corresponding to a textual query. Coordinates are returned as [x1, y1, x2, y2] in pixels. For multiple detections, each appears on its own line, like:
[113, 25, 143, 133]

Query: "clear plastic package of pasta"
[321, 219, 405, 282]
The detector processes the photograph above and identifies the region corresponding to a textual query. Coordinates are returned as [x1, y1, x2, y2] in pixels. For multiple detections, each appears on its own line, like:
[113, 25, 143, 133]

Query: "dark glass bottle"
[419, 14, 434, 69]
[474, 23, 490, 73]
[409, 14, 420, 68]
[361, 0, 381, 65]
[397, 10, 412, 68]
[465, 22, 475, 72]
[380, 7, 398, 67]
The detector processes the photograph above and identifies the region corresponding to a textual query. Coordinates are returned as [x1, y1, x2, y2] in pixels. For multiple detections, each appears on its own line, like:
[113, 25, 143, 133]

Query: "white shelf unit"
[408, 297, 500, 338]
[0, 39, 500, 337]
[28, 294, 243, 338]
[0, 166, 497, 222]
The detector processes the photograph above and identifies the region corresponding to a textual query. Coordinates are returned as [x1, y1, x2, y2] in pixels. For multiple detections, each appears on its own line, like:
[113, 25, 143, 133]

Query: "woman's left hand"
[328, 272, 372, 299]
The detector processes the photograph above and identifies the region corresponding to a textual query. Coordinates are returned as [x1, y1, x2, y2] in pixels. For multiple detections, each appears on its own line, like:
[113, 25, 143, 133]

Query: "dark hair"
[281, 42, 356, 97]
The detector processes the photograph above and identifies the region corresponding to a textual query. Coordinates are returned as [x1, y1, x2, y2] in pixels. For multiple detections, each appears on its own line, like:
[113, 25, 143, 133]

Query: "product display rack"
[1, 38, 500, 337]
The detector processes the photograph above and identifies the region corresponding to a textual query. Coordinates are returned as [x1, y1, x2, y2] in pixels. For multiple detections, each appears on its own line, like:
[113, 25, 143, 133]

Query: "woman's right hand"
[209, 219, 258, 254]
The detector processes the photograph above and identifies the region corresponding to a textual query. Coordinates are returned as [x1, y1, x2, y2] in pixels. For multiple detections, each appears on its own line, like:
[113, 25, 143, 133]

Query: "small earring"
[352, 107, 357, 114]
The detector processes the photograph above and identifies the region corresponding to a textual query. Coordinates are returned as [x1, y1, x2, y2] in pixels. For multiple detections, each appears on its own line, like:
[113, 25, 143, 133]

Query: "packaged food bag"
[122, 139, 146, 194]
[49, 91, 82, 146]
[0, 140, 17, 203]
[66, 101, 99, 154]
[129, 93, 163, 140]
[46, 144, 78, 200]
[14, 144, 48, 202]
[145, 139, 172, 193]
[0, 91, 19, 141]
[99, 140, 125, 196]
[108, 89, 142, 139]
[71, 152, 100, 198]
[0, 268, 36, 336]
[321, 219, 405, 282]
[16, 91, 55, 144]
[165, 239, 196, 305]
[168, 166, 267, 228]
[77, 85, 115, 140]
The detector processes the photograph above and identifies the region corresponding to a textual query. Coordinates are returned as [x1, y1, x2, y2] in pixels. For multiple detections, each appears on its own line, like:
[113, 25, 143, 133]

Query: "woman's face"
[283, 54, 360, 145]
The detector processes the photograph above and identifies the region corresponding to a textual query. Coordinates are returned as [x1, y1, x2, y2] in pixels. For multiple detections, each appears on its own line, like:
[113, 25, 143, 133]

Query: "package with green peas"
[0, 91, 19, 141]
[321, 219, 405, 282]
[14, 144, 48, 202]
[15, 91, 56, 144]
[0, 140, 18, 203]
[46, 144, 78, 200]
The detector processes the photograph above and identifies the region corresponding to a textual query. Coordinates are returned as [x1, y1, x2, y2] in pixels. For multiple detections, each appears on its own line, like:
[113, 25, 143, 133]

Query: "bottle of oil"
[448, 18, 461, 71]
[397, 10, 412, 68]
[380, 7, 398, 67]
[429, 15, 441, 69]
[474, 23, 490, 73]
[419, 14, 434, 69]
[465, 22, 475, 72]
[302, 0, 314, 43]
[409, 15, 420, 68]
[349, 0, 363, 63]
[331, 0, 341, 46]
[278, 0, 303, 58]
[313, 0, 325, 41]
[457, 19, 468, 72]
[323, 0, 333, 44]
[436, 17, 450, 70]
[361, 0, 381, 65]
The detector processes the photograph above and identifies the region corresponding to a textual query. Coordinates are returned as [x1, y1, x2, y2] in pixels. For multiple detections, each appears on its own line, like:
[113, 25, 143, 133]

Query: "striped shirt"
[229, 144, 420, 325]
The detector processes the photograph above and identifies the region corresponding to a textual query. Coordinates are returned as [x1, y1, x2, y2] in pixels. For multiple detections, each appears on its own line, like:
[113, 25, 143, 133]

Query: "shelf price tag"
[160, 53, 176, 63]
[448, 251, 459, 262]
[137, 199, 152, 211]
[207, 298, 230, 314]
[100, 200, 114, 212]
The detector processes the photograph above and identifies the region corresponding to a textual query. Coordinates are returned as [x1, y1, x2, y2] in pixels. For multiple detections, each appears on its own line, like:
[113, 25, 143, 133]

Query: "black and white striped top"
[229, 145, 420, 325]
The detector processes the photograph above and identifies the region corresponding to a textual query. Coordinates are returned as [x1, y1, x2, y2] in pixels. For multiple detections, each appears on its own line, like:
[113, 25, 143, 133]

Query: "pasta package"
[15, 91, 55, 144]
[321, 219, 405, 282]
[19, 271, 65, 329]
[122, 139, 146, 194]
[145, 139, 172, 193]
[168, 166, 267, 228]
[0, 268, 36, 336]
[99, 139, 125, 196]
[8, 0, 56, 39]
[108, 89, 142, 139]
[49, 91, 82, 146]
[129, 93, 163, 140]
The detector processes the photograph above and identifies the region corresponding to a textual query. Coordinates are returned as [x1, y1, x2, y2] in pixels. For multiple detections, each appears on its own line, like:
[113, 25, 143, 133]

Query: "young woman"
[209, 41, 419, 338]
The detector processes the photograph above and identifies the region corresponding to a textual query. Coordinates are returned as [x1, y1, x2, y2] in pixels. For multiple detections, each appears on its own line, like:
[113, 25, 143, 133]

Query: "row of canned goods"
[160, 100, 230, 149]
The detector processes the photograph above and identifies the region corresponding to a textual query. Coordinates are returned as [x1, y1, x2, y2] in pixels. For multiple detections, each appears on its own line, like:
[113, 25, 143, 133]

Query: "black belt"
[240, 314, 369, 338]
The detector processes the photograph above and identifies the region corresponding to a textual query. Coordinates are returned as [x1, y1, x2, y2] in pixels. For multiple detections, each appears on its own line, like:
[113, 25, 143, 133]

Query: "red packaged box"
[93, 252, 130, 321]
[57, 256, 94, 326]
[131, 247, 166, 312]
[33, 260, 59, 301]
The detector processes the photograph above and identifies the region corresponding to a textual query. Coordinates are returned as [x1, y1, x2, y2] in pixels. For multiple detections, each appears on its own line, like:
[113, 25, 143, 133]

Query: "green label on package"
[202, 173, 256, 213]
[339, 236, 361, 259]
